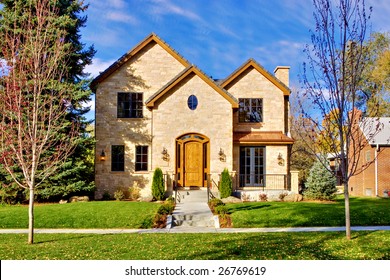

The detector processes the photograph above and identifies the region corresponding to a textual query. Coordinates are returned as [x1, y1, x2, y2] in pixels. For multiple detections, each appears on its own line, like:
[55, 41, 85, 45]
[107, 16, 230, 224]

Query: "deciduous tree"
[298, 0, 382, 239]
[0, 0, 96, 202]
[0, 0, 79, 244]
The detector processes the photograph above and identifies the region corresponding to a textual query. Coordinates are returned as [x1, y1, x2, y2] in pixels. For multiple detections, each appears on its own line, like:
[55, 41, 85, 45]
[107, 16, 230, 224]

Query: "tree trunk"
[28, 187, 34, 245]
[344, 182, 351, 240]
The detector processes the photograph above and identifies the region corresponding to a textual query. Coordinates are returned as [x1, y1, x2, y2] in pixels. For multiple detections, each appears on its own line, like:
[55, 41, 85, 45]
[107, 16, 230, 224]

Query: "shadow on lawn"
[180, 231, 389, 260]
[227, 203, 271, 213]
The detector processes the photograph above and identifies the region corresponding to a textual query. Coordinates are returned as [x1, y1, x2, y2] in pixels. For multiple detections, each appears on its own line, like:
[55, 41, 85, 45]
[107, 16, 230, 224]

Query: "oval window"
[187, 95, 198, 110]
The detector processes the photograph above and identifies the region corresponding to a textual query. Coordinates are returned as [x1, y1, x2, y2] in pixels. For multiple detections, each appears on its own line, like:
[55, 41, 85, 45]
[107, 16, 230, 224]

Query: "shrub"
[259, 193, 268, 202]
[208, 198, 224, 213]
[215, 205, 228, 216]
[152, 168, 165, 201]
[128, 186, 141, 201]
[102, 191, 111, 201]
[279, 192, 288, 201]
[114, 189, 125, 201]
[304, 158, 337, 200]
[219, 168, 232, 199]
[157, 202, 175, 215]
[166, 196, 175, 203]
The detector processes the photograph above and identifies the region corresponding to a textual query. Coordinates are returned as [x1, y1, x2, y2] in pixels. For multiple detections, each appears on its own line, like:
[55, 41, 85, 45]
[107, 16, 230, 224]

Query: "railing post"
[207, 173, 210, 202]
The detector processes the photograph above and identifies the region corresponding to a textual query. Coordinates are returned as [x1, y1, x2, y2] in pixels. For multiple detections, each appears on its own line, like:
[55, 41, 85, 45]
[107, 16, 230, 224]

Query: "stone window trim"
[117, 92, 143, 119]
[238, 98, 263, 123]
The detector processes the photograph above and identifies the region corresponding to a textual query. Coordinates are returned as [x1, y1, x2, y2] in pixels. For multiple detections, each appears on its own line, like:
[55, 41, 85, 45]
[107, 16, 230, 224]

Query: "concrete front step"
[172, 190, 216, 228]
[178, 190, 209, 202]
[172, 215, 215, 227]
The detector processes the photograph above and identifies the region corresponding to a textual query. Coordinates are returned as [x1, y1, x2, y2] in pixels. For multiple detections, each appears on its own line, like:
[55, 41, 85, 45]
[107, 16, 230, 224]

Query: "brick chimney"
[274, 66, 290, 87]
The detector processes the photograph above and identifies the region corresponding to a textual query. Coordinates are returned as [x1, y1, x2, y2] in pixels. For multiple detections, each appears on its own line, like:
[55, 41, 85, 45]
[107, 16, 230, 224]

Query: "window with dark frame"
[238, 98, 263, 123]
[135, 145, 148, 171]
[117, 92, 143, 118]
[111, 145, 125, 172]
[239, 146, 265, 187]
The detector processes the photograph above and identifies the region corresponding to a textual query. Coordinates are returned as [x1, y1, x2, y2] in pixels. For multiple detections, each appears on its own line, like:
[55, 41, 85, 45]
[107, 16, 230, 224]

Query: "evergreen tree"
[304, 158, 337, 201]
[0, 0, 96, 202]
[219, 168, 232, 199]
[152, 168, 165, 201]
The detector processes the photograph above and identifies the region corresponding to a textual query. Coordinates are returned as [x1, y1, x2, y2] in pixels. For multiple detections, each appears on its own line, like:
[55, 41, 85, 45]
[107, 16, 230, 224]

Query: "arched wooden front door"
[176, 133, 209, 188]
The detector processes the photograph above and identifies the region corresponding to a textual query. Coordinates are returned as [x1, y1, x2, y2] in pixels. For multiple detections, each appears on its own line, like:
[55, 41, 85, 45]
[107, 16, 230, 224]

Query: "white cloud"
[81, 97, 95, 113]
[150, 0, 202, 22]
[105, 11, 139, 24]
[84, 58, 116, 79]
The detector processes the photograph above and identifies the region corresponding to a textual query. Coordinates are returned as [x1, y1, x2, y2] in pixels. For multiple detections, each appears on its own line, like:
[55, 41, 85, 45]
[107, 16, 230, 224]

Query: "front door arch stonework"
[176, 133, 210, 187]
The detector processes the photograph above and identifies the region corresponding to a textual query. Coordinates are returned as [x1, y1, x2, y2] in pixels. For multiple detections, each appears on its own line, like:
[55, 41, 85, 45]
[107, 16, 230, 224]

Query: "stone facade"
[92, 34, 295, 199]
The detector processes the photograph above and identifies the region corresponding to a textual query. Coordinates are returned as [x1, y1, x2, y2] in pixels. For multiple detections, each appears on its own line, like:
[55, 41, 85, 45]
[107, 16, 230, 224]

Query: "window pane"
[238, 98, 263, 123]
[118, 92, 143, 118]
[111, 145, 125, 171]
[239, 146, 265, 187]
[135, 145, 148, 171]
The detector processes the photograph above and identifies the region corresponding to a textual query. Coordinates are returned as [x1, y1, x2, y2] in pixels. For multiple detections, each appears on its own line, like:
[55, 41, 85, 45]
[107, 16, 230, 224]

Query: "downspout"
[375, 144, 379, 197]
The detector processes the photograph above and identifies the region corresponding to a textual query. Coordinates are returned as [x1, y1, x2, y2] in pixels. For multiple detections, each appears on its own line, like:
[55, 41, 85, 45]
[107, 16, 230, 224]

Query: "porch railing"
[235, 174, 290, 191]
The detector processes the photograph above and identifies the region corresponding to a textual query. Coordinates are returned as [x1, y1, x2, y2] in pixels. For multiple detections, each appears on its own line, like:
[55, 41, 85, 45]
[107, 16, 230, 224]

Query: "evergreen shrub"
[219, 168, 232, 199]
[304, 158, 337, 200]
[152, 168, 165, 201]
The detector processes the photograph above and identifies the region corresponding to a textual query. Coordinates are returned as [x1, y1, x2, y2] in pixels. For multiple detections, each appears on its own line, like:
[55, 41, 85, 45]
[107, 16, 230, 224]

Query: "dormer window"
[239, 98, 263, 123]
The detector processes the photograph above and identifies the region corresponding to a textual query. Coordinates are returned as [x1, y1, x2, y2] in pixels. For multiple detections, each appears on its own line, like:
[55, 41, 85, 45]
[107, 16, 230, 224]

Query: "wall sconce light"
[219, 148, 226, 162]
[162, 147, 170, 161]
[100, 150, 106, 161]
[277, 153, 285, 166]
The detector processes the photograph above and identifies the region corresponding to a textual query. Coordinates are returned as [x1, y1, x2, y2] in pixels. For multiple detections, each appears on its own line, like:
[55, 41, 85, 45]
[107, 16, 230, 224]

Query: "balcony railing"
[235, 174, 289, 191]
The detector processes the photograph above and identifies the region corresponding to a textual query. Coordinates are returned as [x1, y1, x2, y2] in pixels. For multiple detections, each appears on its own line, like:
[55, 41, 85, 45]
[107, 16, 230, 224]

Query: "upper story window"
[117, 92, 143, 118]
[239, 98, 263, 123]
[187, 95, 198, 110]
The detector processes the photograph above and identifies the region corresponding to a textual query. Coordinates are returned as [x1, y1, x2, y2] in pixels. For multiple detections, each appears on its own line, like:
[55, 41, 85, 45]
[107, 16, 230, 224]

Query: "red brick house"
[349, 117, 390, 197]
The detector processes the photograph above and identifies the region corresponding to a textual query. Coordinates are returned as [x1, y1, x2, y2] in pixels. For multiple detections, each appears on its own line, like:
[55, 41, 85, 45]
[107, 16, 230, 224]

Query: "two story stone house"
[91, 33, 296, 199]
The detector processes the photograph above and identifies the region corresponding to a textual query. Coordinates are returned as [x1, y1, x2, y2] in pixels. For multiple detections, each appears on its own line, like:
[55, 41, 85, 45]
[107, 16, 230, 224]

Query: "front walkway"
[1, 226, 390, 234]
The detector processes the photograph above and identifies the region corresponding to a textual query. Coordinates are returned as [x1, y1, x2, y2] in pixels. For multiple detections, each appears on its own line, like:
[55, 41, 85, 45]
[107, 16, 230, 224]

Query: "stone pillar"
[290, 170, 299, 194]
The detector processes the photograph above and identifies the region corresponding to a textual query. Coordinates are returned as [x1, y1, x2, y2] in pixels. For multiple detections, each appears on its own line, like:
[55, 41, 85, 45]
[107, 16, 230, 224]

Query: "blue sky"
[82, 0, 390, 120]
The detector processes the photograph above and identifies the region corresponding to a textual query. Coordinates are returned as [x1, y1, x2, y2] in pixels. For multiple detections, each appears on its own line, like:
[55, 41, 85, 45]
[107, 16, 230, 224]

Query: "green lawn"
[227, 197, 390, 227]
[0, 201, 160, 229]
[1, 231, 389, 260]
[0, 197, 389, 229]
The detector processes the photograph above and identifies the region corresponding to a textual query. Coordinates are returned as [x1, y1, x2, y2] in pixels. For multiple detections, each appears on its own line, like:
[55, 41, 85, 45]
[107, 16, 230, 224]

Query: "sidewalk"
[1, 226, 390, 234]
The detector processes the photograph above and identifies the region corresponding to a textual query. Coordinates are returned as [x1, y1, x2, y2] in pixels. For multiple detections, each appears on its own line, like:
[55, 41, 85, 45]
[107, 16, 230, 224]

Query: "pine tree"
[304, 158, 337, 201]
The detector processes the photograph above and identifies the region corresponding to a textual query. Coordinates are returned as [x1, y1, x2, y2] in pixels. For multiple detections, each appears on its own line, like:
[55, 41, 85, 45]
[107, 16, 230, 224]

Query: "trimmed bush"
[208, 198, 224, 213]
[219, 168, 232, 199]
[152, 168, 165, 201]
[215, 205, 228, 216]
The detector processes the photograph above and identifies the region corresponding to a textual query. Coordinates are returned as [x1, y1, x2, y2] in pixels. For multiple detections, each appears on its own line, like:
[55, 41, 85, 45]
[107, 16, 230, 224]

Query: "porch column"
[290, 170, 299, 194]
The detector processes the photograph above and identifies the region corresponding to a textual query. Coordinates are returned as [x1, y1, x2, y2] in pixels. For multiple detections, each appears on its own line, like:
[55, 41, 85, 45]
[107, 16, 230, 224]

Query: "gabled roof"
[90, 33, 190, 91]
[145, 65, 239, 109]
[220, 58, 291, 95]
[233, 131, 294, 144]
[360, 117, 390, 146]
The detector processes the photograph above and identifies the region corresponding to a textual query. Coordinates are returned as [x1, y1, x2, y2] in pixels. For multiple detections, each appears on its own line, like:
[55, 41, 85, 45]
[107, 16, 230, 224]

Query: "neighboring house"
[91, 33, 296, 199]
[349, 117, 390, 197]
